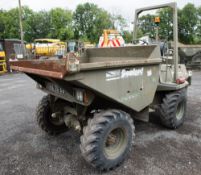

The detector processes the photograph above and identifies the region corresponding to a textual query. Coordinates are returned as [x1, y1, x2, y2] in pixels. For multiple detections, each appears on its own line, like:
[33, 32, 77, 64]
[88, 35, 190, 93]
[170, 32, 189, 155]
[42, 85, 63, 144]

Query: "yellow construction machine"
[0, 42, 7, 74]
[98, 29, 125, 48]
[26, 39, 66, 58]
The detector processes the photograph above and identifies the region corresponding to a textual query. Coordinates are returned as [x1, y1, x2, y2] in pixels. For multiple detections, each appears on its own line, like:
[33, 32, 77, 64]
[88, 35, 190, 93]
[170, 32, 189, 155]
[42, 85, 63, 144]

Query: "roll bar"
[133, 2, 178, 82]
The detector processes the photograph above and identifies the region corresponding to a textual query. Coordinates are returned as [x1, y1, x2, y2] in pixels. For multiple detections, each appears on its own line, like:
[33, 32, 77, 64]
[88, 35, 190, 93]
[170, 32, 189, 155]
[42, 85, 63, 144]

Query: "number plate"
[46, 82, 65, 95]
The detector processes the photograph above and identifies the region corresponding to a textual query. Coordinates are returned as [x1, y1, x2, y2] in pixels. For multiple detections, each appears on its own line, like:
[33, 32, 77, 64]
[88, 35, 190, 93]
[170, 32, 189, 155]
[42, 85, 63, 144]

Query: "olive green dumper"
[11, 2, 191, 171]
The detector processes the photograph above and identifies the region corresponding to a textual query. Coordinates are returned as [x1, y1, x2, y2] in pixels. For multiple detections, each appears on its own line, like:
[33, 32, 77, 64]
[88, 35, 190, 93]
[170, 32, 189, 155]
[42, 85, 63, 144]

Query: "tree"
[178, 3, 198, 44]
[24, 10, 51, 41]
[122, 30, 133, 43]
[49, 8, 74, 40]
[138, 8, 173, 41]
[195, 6, 201, 44]
[138, 14, 155, 38]
[3, 8, 20, 39]
[111, 14, 127, 32]
[21, 7, 36, 42]
[23, 7, 74, 42]
[136, 4, 199, 44]
[0, 10, 6, 39]
[157, 8, 173, 41]
[1, 3, 200, 45]
[73, 3, 113, 43]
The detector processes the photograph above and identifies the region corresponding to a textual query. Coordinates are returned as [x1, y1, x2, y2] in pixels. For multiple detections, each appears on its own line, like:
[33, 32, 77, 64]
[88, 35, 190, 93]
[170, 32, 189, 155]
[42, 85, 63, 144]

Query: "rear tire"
[158, 88, 187, 129]
[80, 110, 135, 171]
[36, 95, 68, 135]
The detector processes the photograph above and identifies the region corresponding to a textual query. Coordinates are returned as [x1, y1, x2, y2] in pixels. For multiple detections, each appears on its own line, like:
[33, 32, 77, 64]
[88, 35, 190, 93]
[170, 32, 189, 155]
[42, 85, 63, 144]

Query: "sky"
[1, 0, 201, 23]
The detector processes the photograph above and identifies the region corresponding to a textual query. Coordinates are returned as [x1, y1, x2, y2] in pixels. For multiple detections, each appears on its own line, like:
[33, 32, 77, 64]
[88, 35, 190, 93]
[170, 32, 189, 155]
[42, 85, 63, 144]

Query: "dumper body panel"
[10, 45, 188, 112]
[66, 65, 159, 112]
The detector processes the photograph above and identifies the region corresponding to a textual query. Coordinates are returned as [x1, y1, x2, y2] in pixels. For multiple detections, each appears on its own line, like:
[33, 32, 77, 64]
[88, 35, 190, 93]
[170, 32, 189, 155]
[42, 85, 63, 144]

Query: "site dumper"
[11, 2, 190, 171]
[179, 44, 201, 69]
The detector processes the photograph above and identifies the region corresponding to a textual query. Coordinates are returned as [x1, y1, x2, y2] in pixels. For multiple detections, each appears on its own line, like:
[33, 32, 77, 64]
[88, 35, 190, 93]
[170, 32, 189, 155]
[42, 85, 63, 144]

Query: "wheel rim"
[49, 114, 64, 126]
[104, 127, 127, 159]
[49, 102, 64, 126]
[176, 101, 185, 121]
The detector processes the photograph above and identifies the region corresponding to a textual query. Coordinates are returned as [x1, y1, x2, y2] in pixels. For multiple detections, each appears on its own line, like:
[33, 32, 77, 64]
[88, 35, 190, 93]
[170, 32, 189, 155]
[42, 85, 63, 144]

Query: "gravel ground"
[0, 72, 201, 175]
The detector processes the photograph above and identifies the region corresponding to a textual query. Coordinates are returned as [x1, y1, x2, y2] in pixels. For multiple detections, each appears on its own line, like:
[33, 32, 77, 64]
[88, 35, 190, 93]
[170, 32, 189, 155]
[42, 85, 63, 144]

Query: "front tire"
[158, 88, 187, 129]
[36, 95, 68, 135]
[80, 110, 135, 171]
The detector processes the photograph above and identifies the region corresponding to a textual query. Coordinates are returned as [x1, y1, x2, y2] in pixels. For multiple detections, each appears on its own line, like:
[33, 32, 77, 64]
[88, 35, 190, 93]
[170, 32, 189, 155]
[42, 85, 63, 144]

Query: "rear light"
[75, 89, 84, 102]
[176, 77, 186, 84]
[74, 88, 89, 104]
